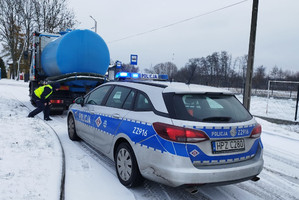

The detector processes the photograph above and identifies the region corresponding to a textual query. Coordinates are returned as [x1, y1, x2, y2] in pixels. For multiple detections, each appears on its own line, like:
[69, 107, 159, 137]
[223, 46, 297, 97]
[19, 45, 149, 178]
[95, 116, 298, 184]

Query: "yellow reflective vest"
[34, 85, 53, 99]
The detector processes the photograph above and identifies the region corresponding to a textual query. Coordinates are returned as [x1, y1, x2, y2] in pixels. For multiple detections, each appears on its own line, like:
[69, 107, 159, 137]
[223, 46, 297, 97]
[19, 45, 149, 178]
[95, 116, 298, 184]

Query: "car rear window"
[165, 93, 252, 123]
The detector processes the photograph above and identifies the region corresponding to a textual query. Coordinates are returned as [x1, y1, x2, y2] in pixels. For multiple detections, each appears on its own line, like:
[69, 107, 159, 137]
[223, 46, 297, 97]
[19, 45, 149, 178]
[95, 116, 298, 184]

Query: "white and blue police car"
[67, 72, 263, 187]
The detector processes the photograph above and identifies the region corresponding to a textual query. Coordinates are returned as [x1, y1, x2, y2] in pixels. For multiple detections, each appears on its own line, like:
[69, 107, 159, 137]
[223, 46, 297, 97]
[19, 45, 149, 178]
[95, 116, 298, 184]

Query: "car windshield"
[170, 94, 252, 123]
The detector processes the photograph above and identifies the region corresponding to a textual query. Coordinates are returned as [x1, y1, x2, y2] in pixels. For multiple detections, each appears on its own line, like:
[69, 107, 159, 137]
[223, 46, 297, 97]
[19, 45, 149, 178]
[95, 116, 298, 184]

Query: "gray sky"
[67, 0, 299, 72]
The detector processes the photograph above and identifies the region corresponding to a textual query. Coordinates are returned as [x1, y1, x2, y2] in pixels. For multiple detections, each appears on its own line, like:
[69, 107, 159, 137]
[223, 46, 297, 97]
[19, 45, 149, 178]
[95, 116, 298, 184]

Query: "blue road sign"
[116, 61, 122, 68]
[130, 54, 138, 65]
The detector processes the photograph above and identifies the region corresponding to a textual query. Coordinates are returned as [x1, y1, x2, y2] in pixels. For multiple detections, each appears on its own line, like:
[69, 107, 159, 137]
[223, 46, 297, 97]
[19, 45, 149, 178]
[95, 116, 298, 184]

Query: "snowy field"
[236, 95, 299, 123]
[227, 87, 299, 122]
[0, 79, 299, 200]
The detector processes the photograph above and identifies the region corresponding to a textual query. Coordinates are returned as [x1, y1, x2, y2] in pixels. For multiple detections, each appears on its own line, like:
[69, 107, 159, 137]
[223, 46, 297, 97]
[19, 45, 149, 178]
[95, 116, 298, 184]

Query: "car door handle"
[112, 114, 120, 119]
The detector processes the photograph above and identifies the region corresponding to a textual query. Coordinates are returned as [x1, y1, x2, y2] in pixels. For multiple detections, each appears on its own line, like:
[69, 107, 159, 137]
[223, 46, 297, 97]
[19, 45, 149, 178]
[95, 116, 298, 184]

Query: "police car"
[67, 72, 263, 187]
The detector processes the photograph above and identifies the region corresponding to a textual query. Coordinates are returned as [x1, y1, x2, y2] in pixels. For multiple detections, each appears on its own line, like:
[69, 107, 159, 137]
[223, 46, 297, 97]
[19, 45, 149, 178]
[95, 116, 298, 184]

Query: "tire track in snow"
[263, 131, 299, 143]
[264, 150, 299, 171]
[235, 164, 299, 200]
[197, 186, 242, 200]
[263, 166, 299, 185]
[77, 141, 210, 200]
[13, 96, 66, 200]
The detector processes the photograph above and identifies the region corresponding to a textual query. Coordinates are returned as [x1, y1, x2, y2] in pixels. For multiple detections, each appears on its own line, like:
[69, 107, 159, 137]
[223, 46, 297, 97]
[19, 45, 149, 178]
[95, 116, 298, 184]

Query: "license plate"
[212, 139, 245, 154]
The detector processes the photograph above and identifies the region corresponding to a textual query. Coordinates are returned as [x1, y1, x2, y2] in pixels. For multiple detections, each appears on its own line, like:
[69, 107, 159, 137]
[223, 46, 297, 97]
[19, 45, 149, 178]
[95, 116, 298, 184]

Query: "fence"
[226, 86, 299, 123]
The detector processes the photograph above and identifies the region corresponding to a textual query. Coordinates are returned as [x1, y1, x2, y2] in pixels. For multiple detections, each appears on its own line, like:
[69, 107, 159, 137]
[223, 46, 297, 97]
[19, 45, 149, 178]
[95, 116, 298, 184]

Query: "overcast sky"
[59, 0, 299, 72]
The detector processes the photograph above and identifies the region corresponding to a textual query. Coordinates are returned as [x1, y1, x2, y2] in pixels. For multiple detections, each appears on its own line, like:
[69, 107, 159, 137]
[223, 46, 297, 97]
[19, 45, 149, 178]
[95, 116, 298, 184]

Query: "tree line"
[142, 51, 299, 90]
[0, 0, 76, 79]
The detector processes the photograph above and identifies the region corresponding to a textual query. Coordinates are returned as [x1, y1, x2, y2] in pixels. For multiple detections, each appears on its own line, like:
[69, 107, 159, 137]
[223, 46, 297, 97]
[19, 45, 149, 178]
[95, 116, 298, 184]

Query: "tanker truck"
[29, 29, 110, 114]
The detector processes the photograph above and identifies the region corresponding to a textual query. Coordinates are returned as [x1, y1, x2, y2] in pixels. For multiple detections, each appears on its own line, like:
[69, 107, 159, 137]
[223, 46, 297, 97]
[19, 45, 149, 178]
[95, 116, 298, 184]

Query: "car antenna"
[186, 67, 196, 85]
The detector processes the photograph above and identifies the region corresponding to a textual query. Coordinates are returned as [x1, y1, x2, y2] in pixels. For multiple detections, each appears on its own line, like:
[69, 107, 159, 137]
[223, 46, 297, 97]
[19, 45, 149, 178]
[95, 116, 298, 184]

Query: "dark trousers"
[28, 95, 50, 119]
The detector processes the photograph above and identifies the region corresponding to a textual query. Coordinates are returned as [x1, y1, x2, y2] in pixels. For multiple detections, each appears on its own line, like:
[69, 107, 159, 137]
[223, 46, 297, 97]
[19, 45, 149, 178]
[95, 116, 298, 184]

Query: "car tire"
[68, 114, 80, 141]
[115, 142, 143, 187]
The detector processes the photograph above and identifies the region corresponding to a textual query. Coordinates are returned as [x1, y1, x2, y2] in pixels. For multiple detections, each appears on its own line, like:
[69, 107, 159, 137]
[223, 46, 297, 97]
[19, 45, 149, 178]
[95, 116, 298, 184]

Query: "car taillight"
[50, 100, 64, 104]
[250, 123, 262, 138]
[153, 122, 209, 143]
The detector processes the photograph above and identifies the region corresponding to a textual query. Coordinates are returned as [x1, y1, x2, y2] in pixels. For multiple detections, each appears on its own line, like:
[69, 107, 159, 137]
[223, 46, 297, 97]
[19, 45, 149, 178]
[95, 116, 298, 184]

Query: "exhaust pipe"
[251, 176, 260, 182]
[185, 186, 199, 194]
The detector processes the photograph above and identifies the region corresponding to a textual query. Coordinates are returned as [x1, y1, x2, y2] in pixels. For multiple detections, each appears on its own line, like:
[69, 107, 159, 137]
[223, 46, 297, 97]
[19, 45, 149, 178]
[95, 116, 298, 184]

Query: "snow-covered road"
[1, 79, 299, 200]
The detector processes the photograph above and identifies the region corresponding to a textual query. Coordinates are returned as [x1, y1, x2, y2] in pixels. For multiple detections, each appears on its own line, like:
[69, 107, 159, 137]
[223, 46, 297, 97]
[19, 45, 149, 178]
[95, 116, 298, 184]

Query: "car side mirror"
[75, 97, 84, 107]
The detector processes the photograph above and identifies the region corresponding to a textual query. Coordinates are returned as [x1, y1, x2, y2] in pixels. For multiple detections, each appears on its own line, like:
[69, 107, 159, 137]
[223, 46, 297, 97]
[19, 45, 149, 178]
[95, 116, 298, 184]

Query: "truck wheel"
[50, 110, 64, 115]
[114, 142, 143, 187]
[68, 114, 80, 141]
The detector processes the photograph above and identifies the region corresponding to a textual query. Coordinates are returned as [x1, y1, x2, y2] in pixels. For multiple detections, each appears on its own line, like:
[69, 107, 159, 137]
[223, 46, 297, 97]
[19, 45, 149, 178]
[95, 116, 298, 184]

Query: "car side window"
[86, 85, 111, 105]
[135, 92, 152, 111]
[105, 86, 131, 108]
[123, 90, 136, 110]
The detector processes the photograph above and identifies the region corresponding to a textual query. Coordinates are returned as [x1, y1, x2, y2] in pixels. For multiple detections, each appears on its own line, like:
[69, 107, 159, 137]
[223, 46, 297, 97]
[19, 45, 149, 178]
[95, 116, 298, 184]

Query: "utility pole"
[243, 0, 259, 110]
[90, 15, 98, 33]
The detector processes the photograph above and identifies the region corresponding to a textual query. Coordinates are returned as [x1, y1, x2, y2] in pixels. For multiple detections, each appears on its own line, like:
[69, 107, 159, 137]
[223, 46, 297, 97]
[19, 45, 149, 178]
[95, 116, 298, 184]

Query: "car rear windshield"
[165, 93, 252, 123]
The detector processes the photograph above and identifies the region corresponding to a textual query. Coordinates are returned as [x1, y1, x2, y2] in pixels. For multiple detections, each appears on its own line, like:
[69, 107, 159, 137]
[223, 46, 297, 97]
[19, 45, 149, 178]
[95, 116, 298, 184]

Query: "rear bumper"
[136, 144, 263, 187]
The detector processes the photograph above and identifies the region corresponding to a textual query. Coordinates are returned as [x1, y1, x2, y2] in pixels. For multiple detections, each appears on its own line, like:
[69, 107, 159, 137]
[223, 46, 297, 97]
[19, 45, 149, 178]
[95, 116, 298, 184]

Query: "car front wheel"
[115, 142, 143, 187]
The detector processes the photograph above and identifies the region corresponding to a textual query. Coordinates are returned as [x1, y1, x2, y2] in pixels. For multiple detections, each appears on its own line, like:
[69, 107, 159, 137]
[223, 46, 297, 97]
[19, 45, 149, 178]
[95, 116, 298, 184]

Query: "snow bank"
[0, 80, 63, 200]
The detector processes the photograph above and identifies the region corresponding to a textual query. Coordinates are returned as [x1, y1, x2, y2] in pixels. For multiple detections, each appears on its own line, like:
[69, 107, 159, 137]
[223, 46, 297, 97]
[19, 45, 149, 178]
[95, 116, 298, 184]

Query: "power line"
[108, 0, 249, 44]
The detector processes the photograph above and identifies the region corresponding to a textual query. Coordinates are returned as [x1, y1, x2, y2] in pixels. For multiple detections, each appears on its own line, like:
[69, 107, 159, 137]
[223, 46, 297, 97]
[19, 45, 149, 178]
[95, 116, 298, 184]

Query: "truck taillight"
[50, 100, 64, 104]
[153, 122, 209, 143]
[250, 124, 262, 138]
[59, 86, 69, 90]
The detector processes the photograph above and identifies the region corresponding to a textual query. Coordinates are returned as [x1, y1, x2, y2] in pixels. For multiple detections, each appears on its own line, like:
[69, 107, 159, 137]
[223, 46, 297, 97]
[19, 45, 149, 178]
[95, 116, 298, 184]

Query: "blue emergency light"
[115, 72, 130, 78]
[131, 73, 140, 78]
[158, 74, 169, 80]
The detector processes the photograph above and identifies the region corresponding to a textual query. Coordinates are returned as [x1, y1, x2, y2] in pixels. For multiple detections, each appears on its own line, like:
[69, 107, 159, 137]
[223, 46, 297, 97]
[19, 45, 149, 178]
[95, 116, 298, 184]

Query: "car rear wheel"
[68, 114, 80, 141]
[115, 142, 143, 187]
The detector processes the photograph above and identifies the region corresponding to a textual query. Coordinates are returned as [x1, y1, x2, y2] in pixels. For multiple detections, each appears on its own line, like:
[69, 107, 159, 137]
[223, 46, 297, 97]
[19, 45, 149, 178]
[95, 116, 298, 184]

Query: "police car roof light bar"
[115, 72, 168, 81]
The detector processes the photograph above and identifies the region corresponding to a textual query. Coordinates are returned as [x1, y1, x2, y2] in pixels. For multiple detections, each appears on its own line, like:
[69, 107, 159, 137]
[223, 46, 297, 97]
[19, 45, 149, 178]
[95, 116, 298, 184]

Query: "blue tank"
[41, 29, 110, 77]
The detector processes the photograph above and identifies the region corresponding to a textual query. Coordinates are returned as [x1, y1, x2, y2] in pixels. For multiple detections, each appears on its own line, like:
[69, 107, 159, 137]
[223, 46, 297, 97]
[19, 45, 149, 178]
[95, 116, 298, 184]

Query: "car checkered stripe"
[72, 109, 263, 164]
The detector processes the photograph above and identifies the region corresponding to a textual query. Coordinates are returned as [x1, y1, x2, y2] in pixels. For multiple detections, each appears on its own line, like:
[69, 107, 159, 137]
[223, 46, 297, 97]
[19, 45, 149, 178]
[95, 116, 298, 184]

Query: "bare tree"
[163, 62, 178, 80]
[145, 62, 178, 80]
[0, 0, 76, 78]
[0, 0, 24, 78]
[175, 59, 199, 84]
[18, 0, 35, 74]
[121, 63, 139, 73]
[219, 51, 232, 85]
[253, 65, 267, 89]
[270, 65, 279, 79]
[32, 0, 76, 32]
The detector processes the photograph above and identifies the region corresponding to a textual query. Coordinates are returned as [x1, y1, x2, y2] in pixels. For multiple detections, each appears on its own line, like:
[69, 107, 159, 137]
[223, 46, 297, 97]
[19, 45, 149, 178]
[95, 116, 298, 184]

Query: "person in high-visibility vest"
[28, 83, 60, 121]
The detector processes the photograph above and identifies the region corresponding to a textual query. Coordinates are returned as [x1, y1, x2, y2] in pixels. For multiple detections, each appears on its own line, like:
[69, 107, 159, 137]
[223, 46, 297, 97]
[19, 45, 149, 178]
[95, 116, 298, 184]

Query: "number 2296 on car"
[67, 79, 263, 188]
